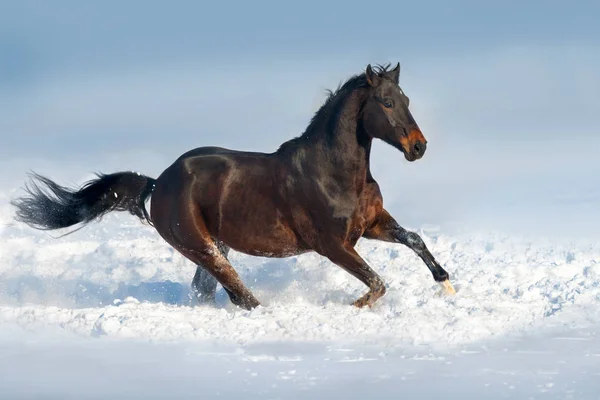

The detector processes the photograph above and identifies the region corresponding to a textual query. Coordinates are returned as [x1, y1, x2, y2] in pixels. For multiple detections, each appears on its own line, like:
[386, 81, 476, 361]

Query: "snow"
[2, 47, 600, 398]
[1, 180, 600, 398]
[1, 323, 599, 399]
[2, 223, 599, 349]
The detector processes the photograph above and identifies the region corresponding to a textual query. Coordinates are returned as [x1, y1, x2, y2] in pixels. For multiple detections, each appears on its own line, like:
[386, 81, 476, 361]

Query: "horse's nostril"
[413, 143, 422, 154]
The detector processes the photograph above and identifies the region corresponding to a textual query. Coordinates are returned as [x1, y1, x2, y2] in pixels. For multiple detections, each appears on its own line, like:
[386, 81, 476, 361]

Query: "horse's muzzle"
[404, 140, 427, 161]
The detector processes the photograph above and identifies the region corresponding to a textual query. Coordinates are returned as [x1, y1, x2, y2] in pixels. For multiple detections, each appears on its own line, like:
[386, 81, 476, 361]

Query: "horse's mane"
[278, 64, 393, 152]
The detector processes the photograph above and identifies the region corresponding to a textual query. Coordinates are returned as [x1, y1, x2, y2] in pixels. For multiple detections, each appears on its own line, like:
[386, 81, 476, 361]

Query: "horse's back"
[176, 146, 273, 162]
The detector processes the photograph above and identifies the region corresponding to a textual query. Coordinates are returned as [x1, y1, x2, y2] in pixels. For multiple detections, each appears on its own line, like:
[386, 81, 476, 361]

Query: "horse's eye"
[384, 101, 393, 108]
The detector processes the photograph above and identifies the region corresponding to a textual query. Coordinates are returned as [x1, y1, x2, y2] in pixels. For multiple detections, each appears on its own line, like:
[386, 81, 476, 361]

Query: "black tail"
[11, 171, 156, 232]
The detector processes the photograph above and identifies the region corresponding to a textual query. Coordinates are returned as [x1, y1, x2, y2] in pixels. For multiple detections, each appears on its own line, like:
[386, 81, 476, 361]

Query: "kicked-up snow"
[1, 217, 599, 349]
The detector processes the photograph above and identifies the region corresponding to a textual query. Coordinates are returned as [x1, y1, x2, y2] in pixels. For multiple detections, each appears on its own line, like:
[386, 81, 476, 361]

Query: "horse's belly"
[218, 214, 306, 257]
[213, 187, 307, 257]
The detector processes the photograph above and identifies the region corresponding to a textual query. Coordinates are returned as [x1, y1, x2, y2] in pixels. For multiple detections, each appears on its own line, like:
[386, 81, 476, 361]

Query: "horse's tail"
[11, 171, 156, 233]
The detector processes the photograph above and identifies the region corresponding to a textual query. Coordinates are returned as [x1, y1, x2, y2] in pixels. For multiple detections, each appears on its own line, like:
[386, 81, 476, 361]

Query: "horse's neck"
[281, 89, 373, 183]
[322, 91, 372, 177]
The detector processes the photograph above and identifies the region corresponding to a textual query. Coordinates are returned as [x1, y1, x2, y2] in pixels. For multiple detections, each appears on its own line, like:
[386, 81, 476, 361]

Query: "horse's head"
[361, 63, 426, 162]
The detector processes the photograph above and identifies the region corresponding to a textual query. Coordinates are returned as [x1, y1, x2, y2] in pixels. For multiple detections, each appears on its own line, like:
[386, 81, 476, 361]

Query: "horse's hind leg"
[164, 210, 259, 310]
[183, 242, 259, 310]
[191, 267, 217, 304]
[191, 240, 229, 304]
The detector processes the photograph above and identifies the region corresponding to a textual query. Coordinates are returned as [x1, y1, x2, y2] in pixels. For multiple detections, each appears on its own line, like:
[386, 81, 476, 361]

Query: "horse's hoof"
[352, 298, 369, 308]
[191, 290, 216, 306]
[438, 279, 456, 295]
[238, 297, 261, 311]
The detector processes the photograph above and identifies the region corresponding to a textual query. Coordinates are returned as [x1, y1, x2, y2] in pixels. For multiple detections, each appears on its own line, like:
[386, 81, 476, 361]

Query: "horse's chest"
[347, 182, 383, 241]
[307, 176, 383, 244]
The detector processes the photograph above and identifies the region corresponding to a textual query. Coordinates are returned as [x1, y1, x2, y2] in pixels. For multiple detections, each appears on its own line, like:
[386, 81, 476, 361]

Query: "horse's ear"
[365, 64, 382, 87]
[388, 62, 400, 84]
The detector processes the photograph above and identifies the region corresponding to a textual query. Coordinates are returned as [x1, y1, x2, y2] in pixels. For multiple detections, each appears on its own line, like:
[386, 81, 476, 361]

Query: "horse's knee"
[404, 231, 426, 249]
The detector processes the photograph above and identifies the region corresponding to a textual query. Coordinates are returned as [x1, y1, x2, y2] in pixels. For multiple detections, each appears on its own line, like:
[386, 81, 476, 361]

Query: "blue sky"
[1, 0, 598, 159]
[1, 1, 599, 236]
[2, 1, 598, 85]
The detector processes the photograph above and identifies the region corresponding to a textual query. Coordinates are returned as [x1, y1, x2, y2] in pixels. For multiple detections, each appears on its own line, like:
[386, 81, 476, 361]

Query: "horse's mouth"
[403, 145, 426, 162]
[404, 152, 417, 162]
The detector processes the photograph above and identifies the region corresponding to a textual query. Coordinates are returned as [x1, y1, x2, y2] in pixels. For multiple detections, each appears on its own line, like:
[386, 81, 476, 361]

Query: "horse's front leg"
[319, 243, 387, 308]
[363, 209, 456, 295]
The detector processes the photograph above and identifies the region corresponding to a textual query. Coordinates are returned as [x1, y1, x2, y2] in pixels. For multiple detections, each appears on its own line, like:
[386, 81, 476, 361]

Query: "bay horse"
[11, 63, 456, 310]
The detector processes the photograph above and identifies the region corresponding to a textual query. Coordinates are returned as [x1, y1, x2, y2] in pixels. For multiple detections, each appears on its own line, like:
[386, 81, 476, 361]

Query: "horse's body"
[12, 63, 455, 310]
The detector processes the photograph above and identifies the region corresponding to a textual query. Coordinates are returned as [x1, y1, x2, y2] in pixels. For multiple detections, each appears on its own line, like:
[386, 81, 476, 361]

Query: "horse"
[11, 63, 456, 311]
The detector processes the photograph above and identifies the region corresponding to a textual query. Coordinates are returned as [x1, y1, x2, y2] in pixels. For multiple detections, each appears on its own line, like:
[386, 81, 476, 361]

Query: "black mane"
[278, 64, 393, 152]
